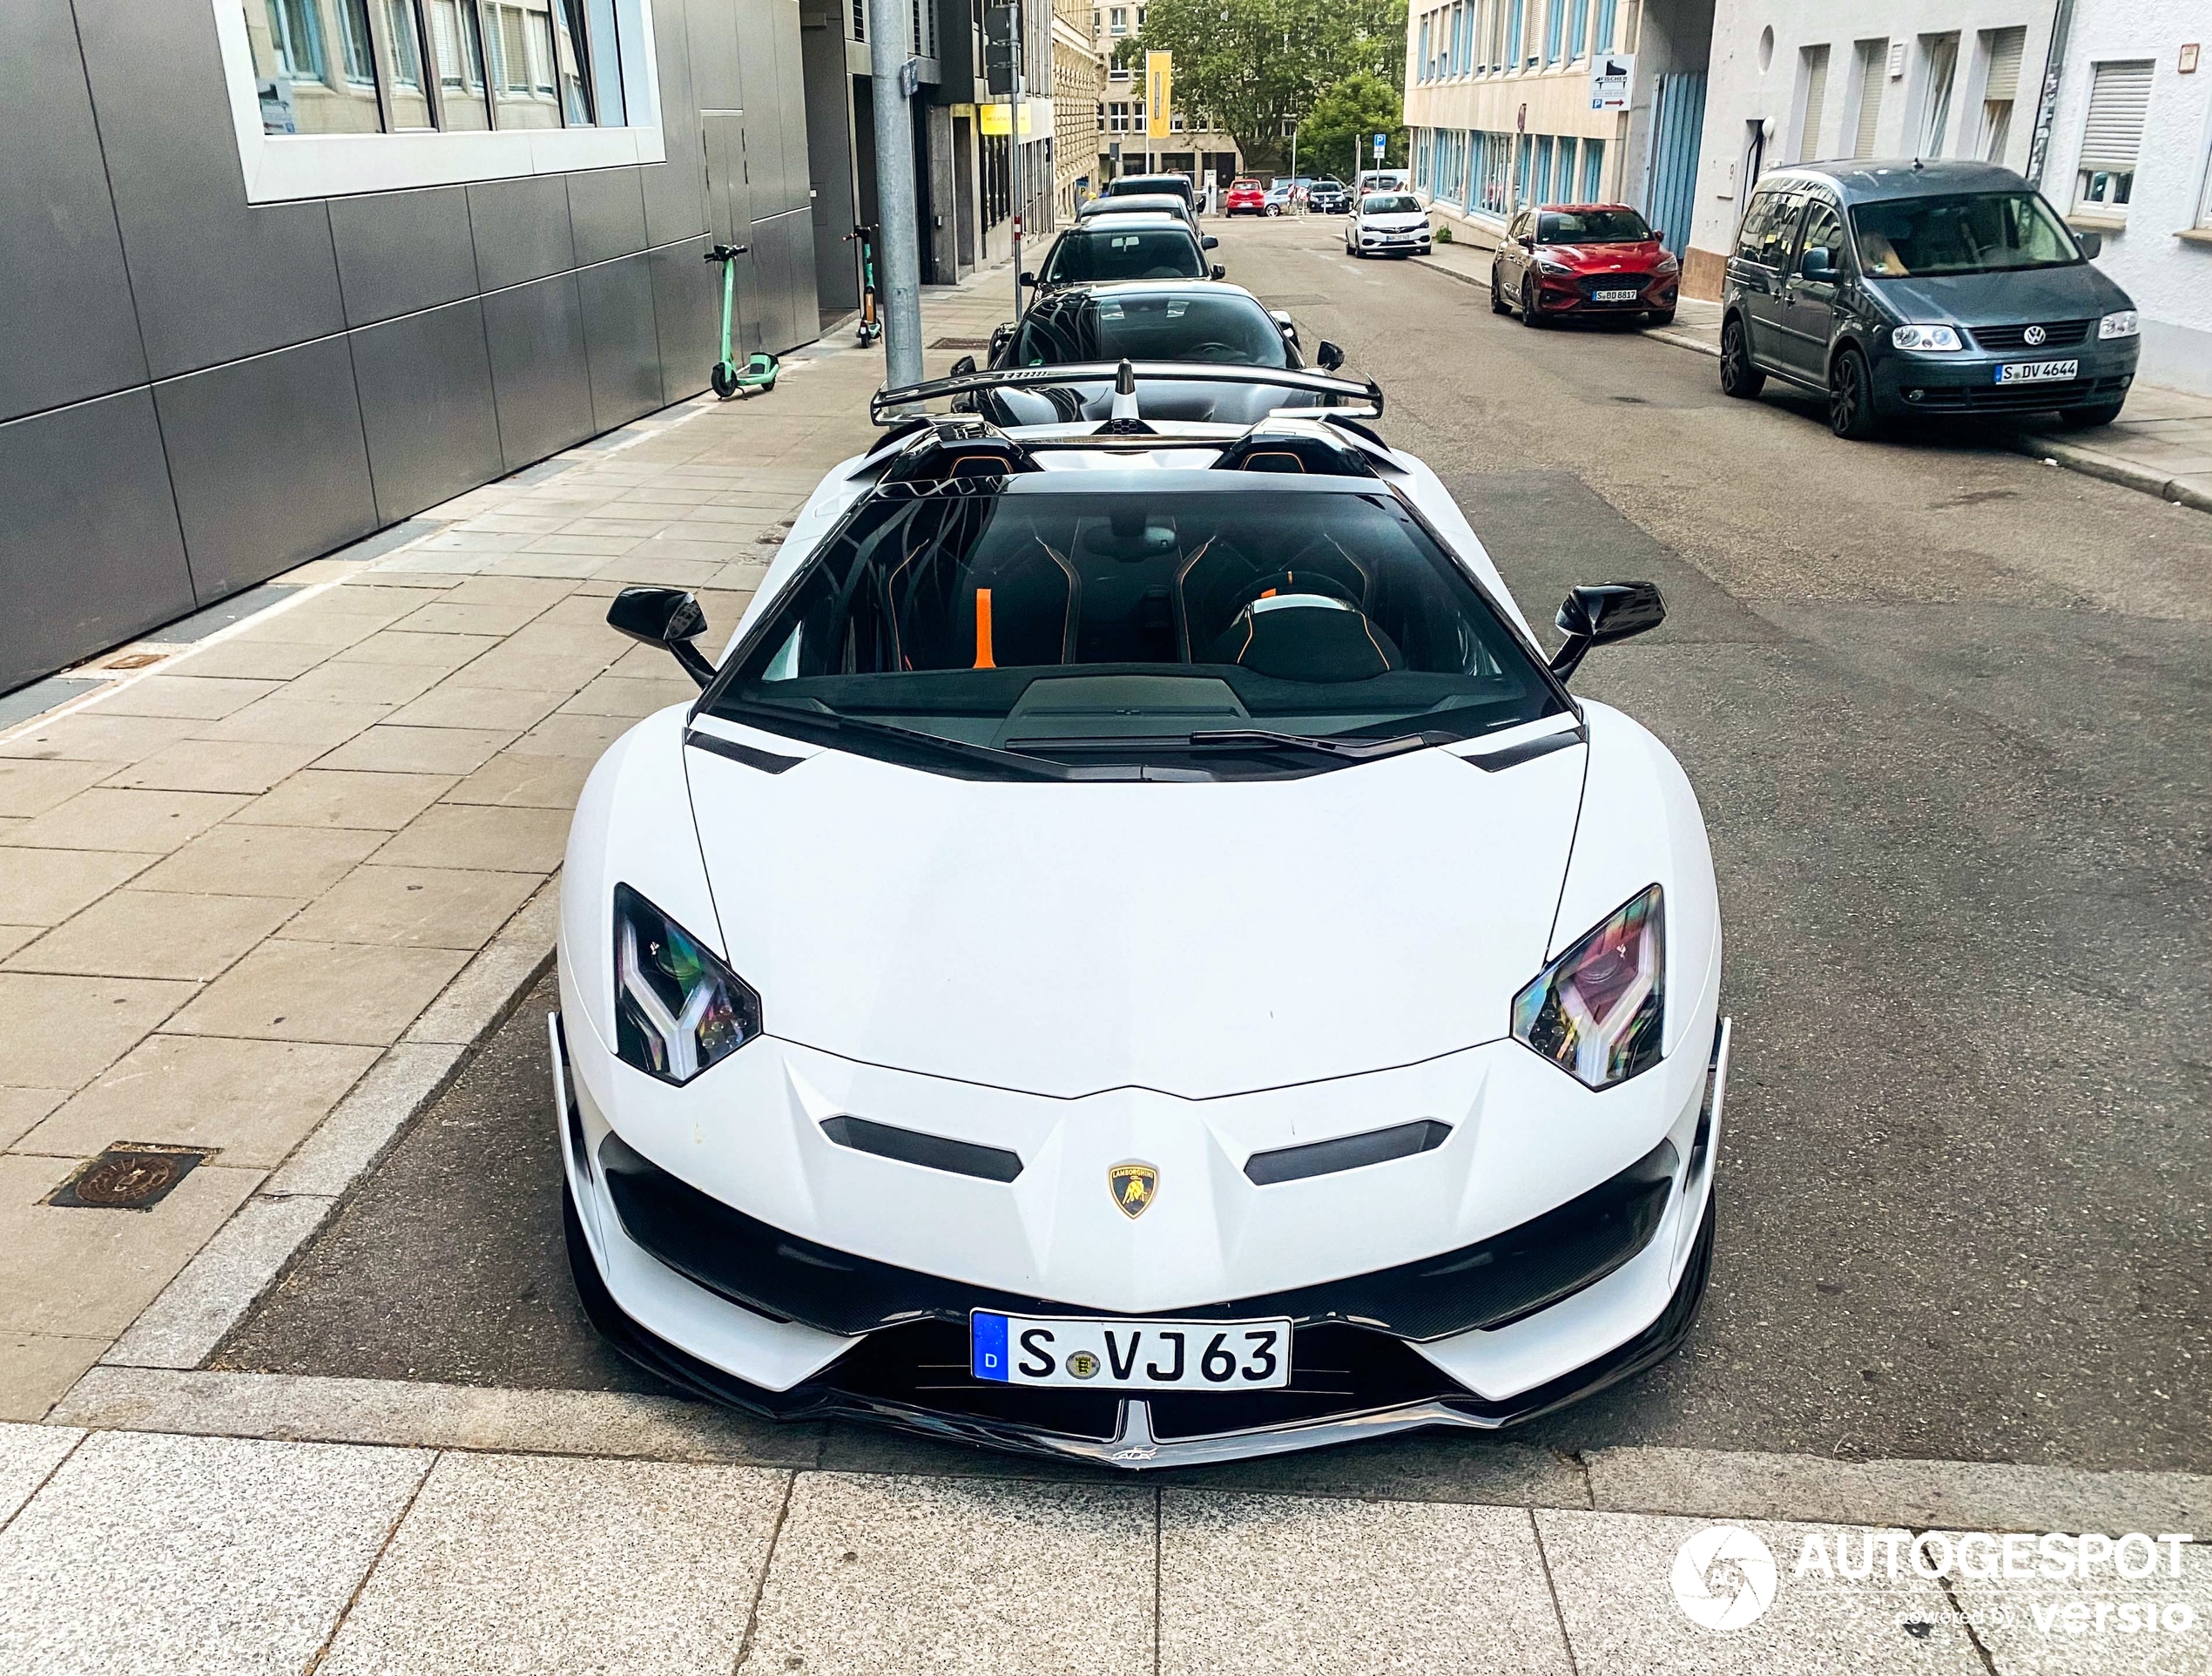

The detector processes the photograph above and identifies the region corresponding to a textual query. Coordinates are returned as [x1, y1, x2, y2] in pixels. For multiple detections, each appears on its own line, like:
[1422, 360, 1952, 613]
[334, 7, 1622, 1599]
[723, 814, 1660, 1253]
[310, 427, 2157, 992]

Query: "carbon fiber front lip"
[564, 1176, 1716, 1470]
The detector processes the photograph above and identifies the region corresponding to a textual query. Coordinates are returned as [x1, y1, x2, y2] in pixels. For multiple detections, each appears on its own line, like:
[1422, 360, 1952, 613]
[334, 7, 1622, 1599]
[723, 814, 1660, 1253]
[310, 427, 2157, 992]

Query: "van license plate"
[971, 1311, 1291, 1389]
[1995, 360, 2078, 384]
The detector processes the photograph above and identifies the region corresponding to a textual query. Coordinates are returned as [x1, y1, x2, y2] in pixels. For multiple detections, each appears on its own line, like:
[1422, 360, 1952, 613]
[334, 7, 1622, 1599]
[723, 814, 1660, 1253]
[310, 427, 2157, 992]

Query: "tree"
[1298, 70, 1406, 178]
[1127, 0, 1406, 172]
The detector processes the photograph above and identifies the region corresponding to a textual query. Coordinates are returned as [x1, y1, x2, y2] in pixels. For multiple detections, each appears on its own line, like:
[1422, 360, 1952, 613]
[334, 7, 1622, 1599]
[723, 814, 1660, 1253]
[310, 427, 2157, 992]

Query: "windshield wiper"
[719, 699, 1073, 781]
[1007, 728, 1449, 761]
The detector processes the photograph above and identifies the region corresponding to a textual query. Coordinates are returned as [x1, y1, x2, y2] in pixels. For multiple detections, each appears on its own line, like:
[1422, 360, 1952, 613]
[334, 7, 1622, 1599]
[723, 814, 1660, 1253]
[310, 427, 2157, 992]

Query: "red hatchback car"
[1489, 203, 1680, 328]
[1224, 178, 1267, 216]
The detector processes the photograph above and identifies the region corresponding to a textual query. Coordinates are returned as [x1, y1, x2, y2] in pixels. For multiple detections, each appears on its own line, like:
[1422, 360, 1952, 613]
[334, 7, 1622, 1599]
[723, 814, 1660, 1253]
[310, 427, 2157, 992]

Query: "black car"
[957, 281, 1345, 425]
[1306, 179, 1351, 214]
[1026, 214, 1220, 291]
[1720, 159, 2140, 438]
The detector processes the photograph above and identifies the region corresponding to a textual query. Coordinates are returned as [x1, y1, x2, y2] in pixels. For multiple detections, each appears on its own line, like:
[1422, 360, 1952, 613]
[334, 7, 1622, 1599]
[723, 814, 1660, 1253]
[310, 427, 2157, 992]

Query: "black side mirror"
[1517, 233, 1534, 249]
[1018, 270, 1035, 287]
[1316, 340, 1345, 372]
[1202, 234, 1219, 248]
[608, 586, 715, 688]
[950, 354, 977, 376]
[2075, 228, 2102, 259]
[1210, 263, 1225, 280]
[1798, 245, 1834, 280]
[1551, 583, 1664, 680]
[1650, 228, 1664, 243]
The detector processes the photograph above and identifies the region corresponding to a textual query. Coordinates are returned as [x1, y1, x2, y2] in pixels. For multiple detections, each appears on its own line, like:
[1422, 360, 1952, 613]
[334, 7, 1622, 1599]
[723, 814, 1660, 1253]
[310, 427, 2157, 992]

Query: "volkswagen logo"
[2023, 324, 2047, 347]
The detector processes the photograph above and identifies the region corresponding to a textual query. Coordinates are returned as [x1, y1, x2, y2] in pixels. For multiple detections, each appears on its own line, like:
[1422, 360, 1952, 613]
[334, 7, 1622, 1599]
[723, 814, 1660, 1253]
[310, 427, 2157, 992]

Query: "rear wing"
[868, 360, 1384, 426]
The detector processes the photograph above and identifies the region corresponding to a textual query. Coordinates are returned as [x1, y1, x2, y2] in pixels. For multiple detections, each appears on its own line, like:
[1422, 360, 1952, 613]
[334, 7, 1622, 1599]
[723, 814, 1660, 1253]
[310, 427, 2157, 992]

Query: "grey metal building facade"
[1, 0, 821, 693]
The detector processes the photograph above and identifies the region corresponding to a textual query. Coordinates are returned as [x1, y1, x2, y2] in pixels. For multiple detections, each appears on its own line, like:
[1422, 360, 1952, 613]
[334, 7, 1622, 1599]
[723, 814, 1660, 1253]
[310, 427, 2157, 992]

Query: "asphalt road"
[220, 213, 2212, 1477]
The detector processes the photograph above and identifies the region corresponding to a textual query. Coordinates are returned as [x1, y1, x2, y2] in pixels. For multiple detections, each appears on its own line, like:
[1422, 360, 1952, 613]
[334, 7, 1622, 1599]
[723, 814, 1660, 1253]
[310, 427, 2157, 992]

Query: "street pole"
[866, 0, 923, 391]
[1011, 6, 1025, 320]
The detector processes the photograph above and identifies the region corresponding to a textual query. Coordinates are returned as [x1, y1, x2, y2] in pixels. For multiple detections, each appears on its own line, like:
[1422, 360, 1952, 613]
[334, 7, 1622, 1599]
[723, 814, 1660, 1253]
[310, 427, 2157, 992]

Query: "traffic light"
[984, 3, 1018, 96]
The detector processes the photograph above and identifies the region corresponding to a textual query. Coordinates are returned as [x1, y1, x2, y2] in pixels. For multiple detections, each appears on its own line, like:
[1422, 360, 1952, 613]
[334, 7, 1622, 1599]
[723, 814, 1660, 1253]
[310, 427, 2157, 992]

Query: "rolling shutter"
[1983, 26, 2025, 104]
[1799, 44, 1829, 161]
[2078, 60, 2154, 172]
[1854, 40, 1887, 157]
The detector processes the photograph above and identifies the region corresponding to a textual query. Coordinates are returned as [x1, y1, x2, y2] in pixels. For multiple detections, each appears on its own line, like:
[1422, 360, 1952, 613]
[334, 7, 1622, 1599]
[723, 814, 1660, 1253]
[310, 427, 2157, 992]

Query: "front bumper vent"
[1244, 1119, 1451, 1185]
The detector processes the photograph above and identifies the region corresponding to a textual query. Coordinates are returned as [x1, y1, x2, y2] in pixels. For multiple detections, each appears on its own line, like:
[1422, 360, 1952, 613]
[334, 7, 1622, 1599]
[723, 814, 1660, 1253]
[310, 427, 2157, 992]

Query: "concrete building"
[2031, 2, 2212, 393]
[1676, 3, 2062, 298]
[1, 0, 826, 694]
[1090, 13, 1242, 191]
[1054, 0, 1105, 213]
[1404, 0, 1715, 258]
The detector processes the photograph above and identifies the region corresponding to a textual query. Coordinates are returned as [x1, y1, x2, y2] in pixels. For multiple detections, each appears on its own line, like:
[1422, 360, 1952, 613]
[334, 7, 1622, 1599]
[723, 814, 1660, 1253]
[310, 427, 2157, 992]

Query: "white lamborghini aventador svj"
[553, 361, 1730, 1467]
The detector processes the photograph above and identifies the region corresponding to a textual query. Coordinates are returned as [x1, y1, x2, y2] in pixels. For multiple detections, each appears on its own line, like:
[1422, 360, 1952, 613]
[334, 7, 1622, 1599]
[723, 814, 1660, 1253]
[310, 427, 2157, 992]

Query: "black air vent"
[1244, 1119, 1452, 1185]
[820, 1116, 1023, 1182]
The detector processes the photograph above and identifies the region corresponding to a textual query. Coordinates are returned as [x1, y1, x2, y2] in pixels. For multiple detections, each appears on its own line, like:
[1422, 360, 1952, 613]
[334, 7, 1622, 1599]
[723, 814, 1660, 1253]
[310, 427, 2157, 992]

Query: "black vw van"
[1718, 159, 2141, 439]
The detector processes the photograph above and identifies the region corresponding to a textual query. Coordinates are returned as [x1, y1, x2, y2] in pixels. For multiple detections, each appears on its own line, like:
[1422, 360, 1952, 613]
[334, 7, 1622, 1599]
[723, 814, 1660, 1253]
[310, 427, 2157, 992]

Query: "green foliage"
[1298, 70, 1406, 175]
[1435, 222, 1453, 243]
[1129, 0, 1407, 172]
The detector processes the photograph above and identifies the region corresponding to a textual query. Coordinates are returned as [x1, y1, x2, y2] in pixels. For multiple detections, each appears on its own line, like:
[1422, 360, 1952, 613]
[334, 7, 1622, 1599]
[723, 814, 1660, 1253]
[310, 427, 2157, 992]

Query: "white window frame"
[212, 0, 664, 203]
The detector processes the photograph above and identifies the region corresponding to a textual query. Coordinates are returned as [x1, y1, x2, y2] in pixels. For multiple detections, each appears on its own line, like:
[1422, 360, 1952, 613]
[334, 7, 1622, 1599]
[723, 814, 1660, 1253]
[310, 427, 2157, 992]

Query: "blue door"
[1643, 71, 1705, 257]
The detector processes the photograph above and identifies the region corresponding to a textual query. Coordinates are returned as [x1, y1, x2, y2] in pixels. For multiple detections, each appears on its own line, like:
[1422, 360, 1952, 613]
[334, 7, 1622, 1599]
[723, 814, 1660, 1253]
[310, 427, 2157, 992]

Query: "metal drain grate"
[928, 337, 995, 350]
[47, 1144, 213, 1211]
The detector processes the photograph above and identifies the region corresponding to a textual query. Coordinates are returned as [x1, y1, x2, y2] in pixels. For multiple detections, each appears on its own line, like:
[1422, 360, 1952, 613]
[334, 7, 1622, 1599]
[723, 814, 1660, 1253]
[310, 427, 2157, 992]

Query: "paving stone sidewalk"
[1, 1417, 2206, 1674]
[0, 279, 1011, 1423]
[1410, 229, 2212, 511]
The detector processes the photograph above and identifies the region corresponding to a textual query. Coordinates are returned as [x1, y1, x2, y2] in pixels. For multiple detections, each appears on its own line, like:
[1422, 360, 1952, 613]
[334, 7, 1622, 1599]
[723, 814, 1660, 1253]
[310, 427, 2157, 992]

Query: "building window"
[1581, 136, 1602, 198]
[1851, 37, 1888, 159]
[1977, 27, 2023, 163]
[1109, 6, 1125, 32]
[1565, 0, 1586, 61]
[1919, 33, 1958, 157]
[1543, 0, 1563, 64]
[2075, 59, 2153, 213]
[256, 0, 384, 131]
[1593, 0, 1615, 54]
[1797, 43, 1829, 162]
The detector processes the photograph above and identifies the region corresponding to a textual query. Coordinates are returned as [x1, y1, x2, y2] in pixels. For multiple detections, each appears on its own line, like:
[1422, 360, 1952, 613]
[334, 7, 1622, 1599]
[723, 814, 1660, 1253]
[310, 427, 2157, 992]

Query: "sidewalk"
[1, 1407, 2206, 1673]
[0, 277, 1012, 1424]
[1411, 235, 2212, 511]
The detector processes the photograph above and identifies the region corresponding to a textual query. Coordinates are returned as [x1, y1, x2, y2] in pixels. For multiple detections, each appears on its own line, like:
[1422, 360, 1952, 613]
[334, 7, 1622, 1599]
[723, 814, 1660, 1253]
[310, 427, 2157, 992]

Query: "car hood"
[684, 736, 1585, 1099]
[1544, 241, 1665, 271]
[1360, 214, 1428, 232]
[1864, 263, 2133, 325]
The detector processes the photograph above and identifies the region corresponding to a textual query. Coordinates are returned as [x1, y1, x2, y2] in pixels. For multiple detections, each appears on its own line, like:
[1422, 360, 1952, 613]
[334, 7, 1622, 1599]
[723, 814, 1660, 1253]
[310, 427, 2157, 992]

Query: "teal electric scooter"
[704, 243, 779, 398]
[844, 224, 882, 347]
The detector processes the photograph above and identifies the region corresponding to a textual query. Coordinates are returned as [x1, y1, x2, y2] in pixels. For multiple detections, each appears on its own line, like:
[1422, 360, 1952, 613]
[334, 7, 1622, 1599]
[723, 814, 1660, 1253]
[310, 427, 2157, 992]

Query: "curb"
[2008, 434, 2212, 510]
[47, 1369, 2212, 1536]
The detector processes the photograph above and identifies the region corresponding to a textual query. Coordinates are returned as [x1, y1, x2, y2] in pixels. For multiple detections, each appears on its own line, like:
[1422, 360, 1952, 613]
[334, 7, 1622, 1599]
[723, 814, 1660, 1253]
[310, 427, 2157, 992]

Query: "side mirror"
[1517, 233, 1534, 248]
[1316, 340, 1345, 372]
[1550, 582, 1665, 681]
[1798, 245, 1834, 280]
[1202, 234, 1219, 248]
[1018, 270, 1035, 287]
[1210, 263, 1225, 280]
[608, 586, 715, 688]
[1650, 228, 1663, 242]
[2075, 228, 2102, 259]
[949, 354, 977, 376]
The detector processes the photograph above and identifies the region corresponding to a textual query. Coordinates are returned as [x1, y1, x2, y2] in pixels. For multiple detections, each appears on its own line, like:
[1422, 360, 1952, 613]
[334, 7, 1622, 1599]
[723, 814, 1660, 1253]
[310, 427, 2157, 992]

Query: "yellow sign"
[1145, 51, 1172, 141]
[979, 101, 1035, 137]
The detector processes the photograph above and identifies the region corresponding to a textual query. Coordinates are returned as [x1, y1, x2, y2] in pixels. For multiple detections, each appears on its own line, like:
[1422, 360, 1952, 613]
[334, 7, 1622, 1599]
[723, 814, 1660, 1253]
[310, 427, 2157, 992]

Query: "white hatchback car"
[554, 362, 1729, 1468]
[1346, 191, 1433, 259]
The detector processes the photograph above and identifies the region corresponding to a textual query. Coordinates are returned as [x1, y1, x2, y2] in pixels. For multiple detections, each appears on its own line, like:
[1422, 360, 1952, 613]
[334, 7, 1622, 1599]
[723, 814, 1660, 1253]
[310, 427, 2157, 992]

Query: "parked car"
[1102, 172, 1195, 209]
[1306, 179, 1352, 214]
[964, 280, 1341, 424]
[1356, 169, 1410, 195]
[1077, 193, 1204, 239]
[1262, 181, 1297, 216]
[1718, 159, 2139, 439]
[1490, 203, 1680, 328]
[1225, 178, 1268, 216]
[1027, 215, 1219, 290]
[1345, 192, 1432, 259]
[561, 358, 1725, 1470]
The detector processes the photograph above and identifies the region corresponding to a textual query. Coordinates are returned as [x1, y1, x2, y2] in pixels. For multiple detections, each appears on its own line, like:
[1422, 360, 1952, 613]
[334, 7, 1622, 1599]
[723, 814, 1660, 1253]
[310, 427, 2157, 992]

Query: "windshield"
[1040, 228, 1205, 283]
[1012, 293, 1289, 368]
[1312, 180, 1345, 193]
[1850, 193, 2080, 276]
[709, 483, 1563, 776]
[1363, 193, 1421, 214]
[1538, 208, 1649, 243]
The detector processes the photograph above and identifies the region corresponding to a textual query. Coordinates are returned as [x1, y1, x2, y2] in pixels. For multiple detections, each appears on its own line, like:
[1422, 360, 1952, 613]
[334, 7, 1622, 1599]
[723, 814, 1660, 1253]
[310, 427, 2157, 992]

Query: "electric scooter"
[845, 224, 882, 347]
[703, 243, 779, 399]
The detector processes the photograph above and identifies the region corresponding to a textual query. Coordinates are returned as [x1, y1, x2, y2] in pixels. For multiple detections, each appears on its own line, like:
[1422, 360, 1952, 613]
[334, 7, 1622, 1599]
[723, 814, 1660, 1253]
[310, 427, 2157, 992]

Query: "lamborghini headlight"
[1511, 885, 1664, 1089]
[612, 884, 761, 1085]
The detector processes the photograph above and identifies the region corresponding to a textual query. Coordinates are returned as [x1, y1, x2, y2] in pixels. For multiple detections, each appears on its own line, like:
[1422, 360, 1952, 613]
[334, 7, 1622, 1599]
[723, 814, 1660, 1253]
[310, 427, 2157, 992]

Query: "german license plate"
[1594, 287, 1641, 302]
[970, 1311, 1291, 1390]
[1995, 359, 2078, 384]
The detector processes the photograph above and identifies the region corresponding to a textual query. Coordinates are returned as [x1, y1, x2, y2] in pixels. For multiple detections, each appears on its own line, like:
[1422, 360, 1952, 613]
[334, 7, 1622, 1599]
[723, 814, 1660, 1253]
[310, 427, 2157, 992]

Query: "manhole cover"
[929, 337, 995, 350]
[48, 1144, 213, 1211]
[102, 652, 166, 671]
